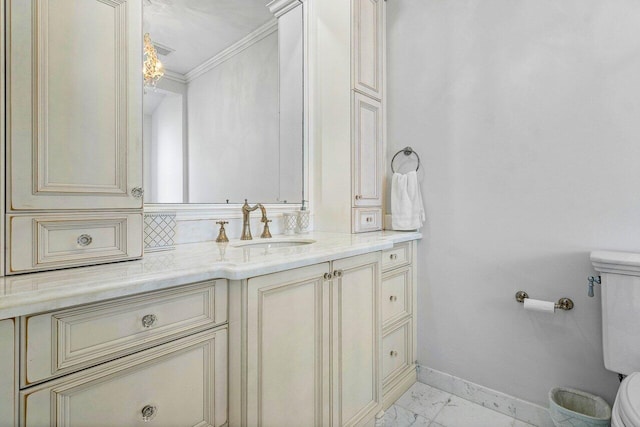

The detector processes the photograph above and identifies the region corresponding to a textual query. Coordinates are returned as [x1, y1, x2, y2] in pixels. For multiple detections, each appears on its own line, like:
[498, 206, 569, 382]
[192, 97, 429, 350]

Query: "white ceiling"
[144, 0, 275, 75]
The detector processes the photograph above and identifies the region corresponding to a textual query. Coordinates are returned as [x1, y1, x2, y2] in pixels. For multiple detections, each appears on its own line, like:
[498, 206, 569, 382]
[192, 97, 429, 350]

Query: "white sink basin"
[232, 239, 316, 249]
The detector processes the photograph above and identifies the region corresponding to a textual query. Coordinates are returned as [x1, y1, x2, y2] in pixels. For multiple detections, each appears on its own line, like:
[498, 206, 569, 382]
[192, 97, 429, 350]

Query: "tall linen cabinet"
[6, 0, 144, 274]
[312, 0, 385, 233]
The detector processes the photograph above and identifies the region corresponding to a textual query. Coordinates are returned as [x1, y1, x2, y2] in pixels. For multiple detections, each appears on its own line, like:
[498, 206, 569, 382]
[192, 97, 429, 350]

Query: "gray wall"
[187, 32, 279, 203]
[387, 0, 640, 405]
[150, 93, 184, 203]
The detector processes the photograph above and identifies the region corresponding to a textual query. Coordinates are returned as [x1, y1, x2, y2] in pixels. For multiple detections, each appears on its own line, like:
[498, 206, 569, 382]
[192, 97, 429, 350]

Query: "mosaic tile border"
[144, 212, 177, 252]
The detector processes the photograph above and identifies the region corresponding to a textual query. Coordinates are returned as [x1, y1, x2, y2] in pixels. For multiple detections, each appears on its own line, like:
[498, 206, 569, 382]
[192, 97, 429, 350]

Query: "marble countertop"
[0, 230, 421, 319]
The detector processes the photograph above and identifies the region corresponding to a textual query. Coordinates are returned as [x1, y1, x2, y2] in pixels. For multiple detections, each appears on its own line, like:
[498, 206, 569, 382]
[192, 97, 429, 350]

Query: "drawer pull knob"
[141, 314, 157, 328]
[77, 234, 93, 247]
[141, 404, 157, 421]
[333, 270, 343, 278]
[390, 295, 398, 302]
[324, 272, 333, 280]
[131, 187, 144, 199]
[390, 350, 398, 357]
[389, 254, 398, 260]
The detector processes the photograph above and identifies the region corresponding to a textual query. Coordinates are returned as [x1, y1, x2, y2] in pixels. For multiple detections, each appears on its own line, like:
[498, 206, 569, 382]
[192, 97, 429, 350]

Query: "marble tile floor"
[383, 382, 537, 427]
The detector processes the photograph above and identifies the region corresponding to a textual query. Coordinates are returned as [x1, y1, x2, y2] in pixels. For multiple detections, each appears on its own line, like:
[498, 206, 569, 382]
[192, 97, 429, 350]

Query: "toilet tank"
[592, 251, 640, 375]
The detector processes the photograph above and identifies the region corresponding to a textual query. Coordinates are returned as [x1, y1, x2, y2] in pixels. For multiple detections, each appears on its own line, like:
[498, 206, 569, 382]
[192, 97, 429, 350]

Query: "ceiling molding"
[163, 70, 187, 84]
[185, 19, 278, 83]
[267, 0, 302, 18]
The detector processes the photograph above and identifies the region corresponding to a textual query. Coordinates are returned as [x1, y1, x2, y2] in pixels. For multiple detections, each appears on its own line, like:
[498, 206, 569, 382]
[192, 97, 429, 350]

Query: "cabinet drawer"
[22, 280, 227, 385]
[382, 266, 412, 328]
[21, 328, 228, 427]
[352, 207, 382, 233]
[382, 320, 412, 386]
[381, 242, 411, 271]
[8, 213, 143, 273]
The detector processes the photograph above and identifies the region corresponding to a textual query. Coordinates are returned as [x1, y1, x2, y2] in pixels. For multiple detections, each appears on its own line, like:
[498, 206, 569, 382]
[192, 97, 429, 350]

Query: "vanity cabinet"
[21, 328, 227, 427]
[6, 0, 143, 273]
[380, 242, 418, 408]
[232, 251, 382, 427]
[0, 319, 17, 427]
[13, 280, 228, 427]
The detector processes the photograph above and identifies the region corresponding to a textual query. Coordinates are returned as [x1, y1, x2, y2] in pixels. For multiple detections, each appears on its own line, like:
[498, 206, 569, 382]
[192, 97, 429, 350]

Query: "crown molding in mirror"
[185, 19, 277, 82]
[268, 0, 303, 18]
[163, 70, 187, 84]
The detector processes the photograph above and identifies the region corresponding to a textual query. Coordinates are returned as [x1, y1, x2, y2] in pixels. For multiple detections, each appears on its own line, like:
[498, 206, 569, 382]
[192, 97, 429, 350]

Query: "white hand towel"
[391, 171, 425, 230]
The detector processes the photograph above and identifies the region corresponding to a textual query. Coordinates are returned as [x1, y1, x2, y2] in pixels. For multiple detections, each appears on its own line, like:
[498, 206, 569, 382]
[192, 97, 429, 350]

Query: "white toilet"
[597, 254, 640, 427]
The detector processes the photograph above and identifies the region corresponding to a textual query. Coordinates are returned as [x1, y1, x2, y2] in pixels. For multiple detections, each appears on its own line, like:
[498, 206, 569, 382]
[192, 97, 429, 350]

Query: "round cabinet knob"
[355, 195, 361, 200]
[141, 314, 157, 328]
[390, 350, 398, 357]
[389, 254, 397, 260]
[366, 217, 372, 223]
[323, 272, 333, 280]
[389, 295, 398, 302]
[333, 270, 343, 278]
[131, 187, 145, 199]
[77, 234, 93, 247]
[141, 404, 157, 421]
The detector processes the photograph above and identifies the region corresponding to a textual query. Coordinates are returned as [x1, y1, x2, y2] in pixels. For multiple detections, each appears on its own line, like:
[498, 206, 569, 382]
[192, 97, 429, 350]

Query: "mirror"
[143, 0, 304, 204]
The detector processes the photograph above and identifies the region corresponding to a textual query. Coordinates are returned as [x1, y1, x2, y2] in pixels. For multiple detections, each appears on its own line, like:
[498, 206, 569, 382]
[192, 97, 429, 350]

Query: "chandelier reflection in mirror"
[143, 33, 164, 89]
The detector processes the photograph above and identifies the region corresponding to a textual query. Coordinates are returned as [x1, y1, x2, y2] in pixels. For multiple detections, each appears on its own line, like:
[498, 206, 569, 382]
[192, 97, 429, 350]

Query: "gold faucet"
[241, 200, 271, 240]
[215, 221, 229, 243]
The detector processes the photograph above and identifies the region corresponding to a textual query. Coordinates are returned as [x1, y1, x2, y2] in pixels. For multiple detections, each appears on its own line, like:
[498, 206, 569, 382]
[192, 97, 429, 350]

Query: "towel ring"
[391, 146, 421, 173]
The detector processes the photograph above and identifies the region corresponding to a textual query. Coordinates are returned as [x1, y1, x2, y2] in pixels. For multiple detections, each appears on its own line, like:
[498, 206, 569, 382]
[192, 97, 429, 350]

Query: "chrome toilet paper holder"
[515, 291, 574, 311]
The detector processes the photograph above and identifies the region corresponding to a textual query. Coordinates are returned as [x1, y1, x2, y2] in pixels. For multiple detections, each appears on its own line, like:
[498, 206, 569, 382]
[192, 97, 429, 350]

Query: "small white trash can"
[549, 387, 612, 427]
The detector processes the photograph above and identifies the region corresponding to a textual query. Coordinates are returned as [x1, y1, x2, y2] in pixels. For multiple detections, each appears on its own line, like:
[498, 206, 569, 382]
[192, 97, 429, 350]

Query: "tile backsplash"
[143, 212, 177, 252]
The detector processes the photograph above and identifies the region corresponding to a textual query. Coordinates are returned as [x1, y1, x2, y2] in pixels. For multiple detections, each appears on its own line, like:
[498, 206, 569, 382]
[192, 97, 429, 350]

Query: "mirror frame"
[144, 0, 310, 218]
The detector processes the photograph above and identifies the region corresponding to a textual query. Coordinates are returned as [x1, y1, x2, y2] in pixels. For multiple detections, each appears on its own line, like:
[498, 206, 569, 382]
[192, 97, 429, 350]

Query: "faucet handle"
[261, 219, 272, 239]
[216, 221, 229, 243]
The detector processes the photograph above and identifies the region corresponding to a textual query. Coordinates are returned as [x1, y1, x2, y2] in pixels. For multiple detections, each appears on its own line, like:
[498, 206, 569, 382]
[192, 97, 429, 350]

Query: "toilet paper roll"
[523, 298, 556, 313]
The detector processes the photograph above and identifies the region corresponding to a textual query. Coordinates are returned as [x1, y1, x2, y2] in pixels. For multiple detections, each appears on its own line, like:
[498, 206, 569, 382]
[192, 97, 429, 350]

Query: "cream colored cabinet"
[351, 0, 385, 231]
[352, 92, 383, 209]
[7, 212, 144, 274]
[235, 252, 382, 427]
[330, 252, 382, 426]
[313, 0, 385, 233]
[10, 280, 228, 427]
[0, 319, 17, 427]
[6, 0, 143, 273]
[351, 0, 385, 233]
[352, 0, 384, 100]
[21, 328, 227, 427]
[245, 262, 328, 427]
[21, 280, 226, 386]
[381, 242, 418, 408]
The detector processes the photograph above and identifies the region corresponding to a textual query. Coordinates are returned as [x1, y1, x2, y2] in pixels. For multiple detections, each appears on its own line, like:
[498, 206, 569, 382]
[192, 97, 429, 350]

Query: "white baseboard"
[417, 365, 554, 427]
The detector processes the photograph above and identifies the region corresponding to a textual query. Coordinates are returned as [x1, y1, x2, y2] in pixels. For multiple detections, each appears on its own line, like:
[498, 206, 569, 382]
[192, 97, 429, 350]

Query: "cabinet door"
[21, 328, 227, 427]
[352, 92, 383, 207]
[8, 0, 143, 211]
[331, 252, 382, 426]
[0, 320, 16, 427]
[246, 262, 330, 427]
[352, 0, 383, 99]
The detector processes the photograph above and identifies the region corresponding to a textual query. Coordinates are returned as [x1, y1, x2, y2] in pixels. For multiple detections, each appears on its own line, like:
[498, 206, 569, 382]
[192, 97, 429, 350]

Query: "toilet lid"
[617, 372, 640, 425]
